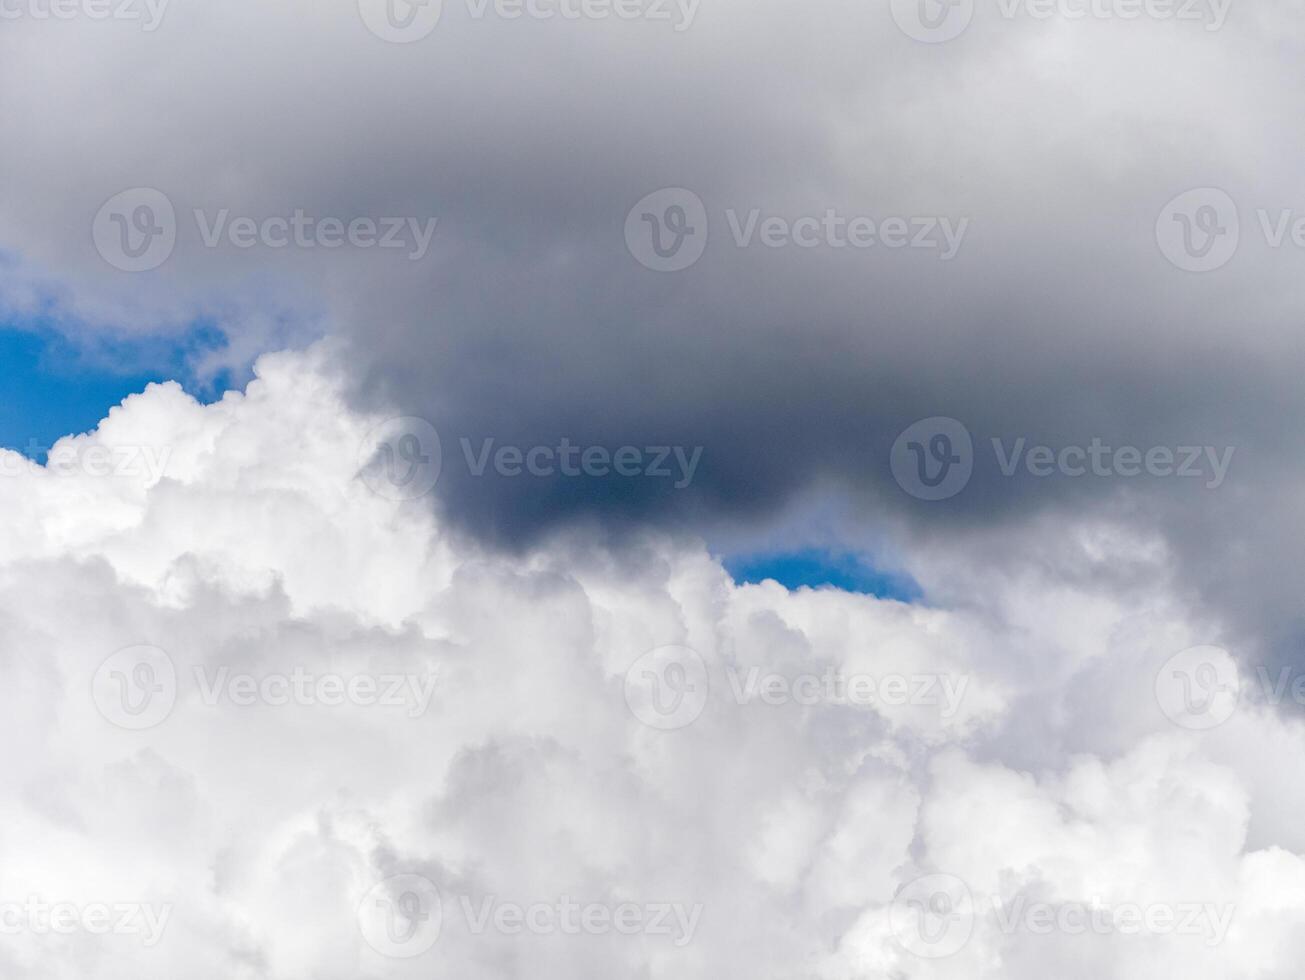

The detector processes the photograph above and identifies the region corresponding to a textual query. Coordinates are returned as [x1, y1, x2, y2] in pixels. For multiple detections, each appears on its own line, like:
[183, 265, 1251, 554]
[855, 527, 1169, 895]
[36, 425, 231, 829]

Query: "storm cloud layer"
[4, 1, 1305, 672]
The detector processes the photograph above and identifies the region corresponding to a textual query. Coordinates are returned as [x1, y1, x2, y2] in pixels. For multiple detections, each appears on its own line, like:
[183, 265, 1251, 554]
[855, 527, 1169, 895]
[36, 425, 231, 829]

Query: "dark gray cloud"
[3, 0, 1305, 662]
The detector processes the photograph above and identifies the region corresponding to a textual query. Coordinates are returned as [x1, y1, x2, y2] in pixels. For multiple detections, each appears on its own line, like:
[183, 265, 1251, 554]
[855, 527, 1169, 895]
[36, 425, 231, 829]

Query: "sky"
[0, 323, 236, 460]
[3, 1, 1305, 978]
[723, 548, 922, 601]
[0, 326, 159, 457]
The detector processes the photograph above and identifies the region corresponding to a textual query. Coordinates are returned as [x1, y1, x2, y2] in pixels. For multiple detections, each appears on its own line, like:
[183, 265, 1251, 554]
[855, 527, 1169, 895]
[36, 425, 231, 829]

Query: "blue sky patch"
[723, 548, 922, 601]
[0, 322, 233, 461]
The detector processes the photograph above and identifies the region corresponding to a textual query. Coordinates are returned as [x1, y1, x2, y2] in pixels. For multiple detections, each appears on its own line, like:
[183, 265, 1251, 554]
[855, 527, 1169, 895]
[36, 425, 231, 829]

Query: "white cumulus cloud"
[2, 346, 1304, 978]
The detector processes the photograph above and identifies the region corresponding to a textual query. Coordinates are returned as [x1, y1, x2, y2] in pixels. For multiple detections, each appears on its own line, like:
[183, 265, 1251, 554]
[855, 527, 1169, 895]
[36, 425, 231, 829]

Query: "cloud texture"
[0, 349, 1304, 977]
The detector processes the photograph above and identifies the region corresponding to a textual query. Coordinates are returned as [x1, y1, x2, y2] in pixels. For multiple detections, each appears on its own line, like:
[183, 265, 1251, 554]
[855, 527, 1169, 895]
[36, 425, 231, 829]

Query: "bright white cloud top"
[0, 346, 1302, 978]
